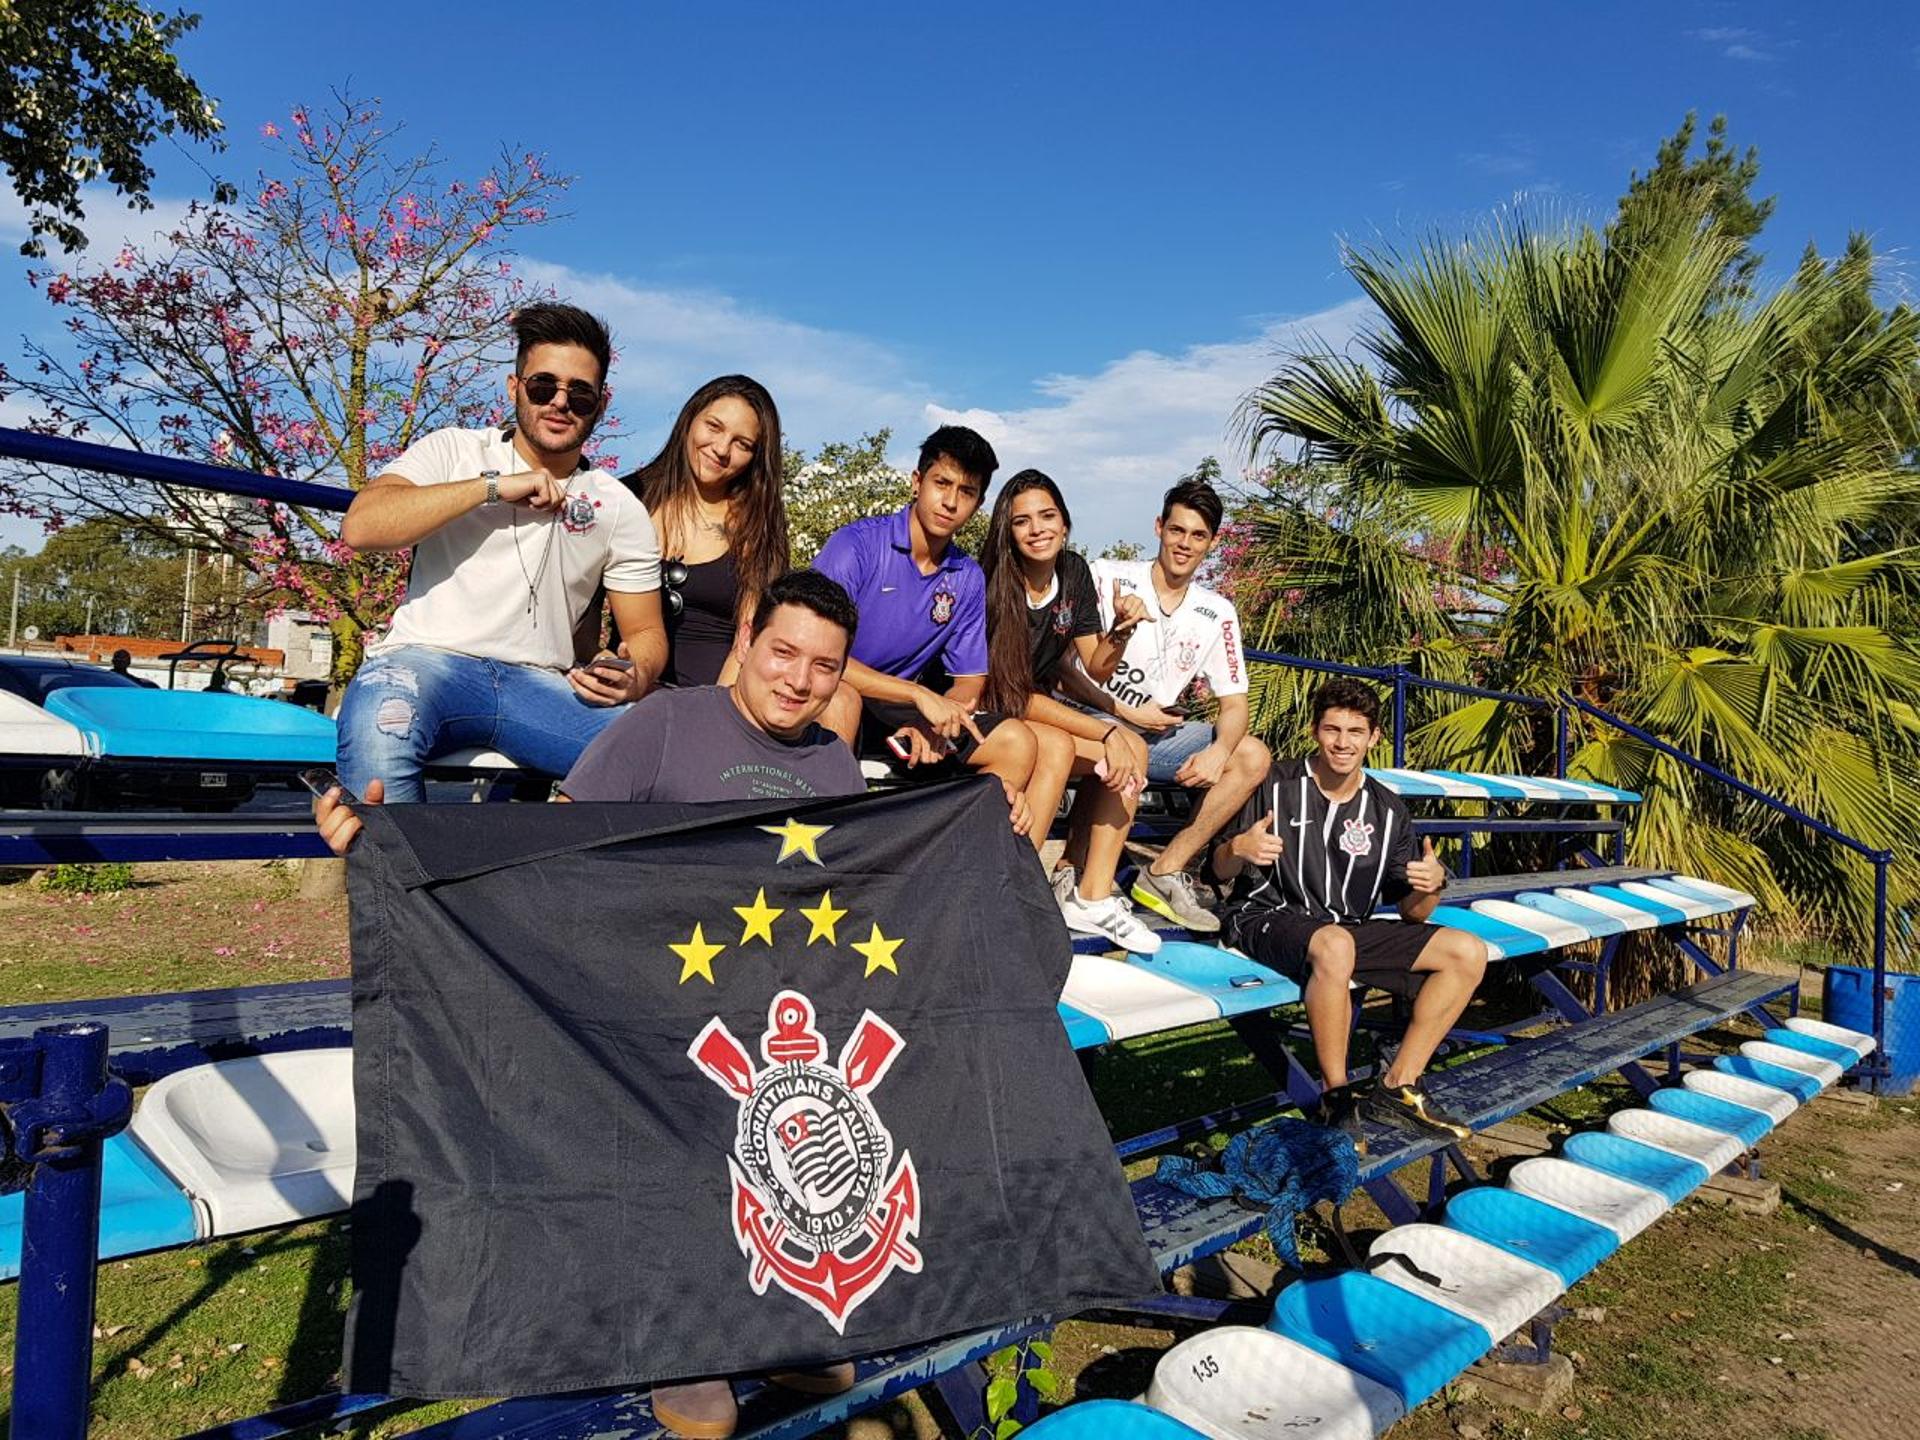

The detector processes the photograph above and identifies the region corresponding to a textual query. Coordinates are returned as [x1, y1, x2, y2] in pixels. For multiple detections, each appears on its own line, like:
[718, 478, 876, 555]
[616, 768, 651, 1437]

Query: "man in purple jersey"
[812, 425, 1037, 810]
[1212, 678, 1488, 1143]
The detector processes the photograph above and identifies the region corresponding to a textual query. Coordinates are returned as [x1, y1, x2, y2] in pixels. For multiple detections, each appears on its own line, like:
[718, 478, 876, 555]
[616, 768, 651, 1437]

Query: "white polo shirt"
[365, 426, 660, 670]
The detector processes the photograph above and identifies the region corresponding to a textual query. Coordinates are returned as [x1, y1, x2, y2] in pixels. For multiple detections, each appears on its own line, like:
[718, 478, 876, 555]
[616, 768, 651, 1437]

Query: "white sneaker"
[1059, 887, 1163, 955]
[1050, 864, 1078, 904]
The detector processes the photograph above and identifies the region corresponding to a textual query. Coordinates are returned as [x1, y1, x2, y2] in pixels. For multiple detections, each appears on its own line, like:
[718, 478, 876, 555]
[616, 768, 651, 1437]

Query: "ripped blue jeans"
[335, 646, 626, 803]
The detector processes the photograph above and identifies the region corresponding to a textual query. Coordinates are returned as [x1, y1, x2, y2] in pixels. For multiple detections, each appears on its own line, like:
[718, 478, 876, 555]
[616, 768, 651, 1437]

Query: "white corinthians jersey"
[1087, 558, 1249, 710]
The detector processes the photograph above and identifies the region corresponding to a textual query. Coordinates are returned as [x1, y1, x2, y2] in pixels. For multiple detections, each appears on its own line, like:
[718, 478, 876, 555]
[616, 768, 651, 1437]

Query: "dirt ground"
[836, 1091, 1918, 1440]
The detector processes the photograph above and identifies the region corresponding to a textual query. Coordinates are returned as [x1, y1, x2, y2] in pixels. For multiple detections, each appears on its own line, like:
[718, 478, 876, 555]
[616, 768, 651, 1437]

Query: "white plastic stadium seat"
[1146, 1325, 1405, 1440]
[1504, 1156, 1667, 1242]
[1617, 880, 1718, 920]
[1681, 1069, 1799, 1124]
[434, 747, 520, 770]
[1738, 1040, 1845, 1087]
[1470, 899, 1590, 950]
[1783, 1016, 1876, 1058]
[1605, 1108, 1744, 1174]
[1058, 955, 1219, 1041]
[1550, 887, 1660, 931]
[129, 1050, 355, 1236]
[1364, 1223, 1563, 1343]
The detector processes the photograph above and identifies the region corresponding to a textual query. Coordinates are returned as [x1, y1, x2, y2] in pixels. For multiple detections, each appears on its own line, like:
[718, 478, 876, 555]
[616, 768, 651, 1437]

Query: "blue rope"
[1153, 1118, 1360, 1269]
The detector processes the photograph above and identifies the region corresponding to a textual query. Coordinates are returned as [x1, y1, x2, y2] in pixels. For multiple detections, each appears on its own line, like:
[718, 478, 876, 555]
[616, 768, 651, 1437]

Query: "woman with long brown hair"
[980, 469, 1160, 954]
[619, 375, 788, 686]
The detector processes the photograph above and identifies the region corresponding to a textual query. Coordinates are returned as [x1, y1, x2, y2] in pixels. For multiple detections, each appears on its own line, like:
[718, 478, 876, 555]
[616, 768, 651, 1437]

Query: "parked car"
[0, 656, 337, 811]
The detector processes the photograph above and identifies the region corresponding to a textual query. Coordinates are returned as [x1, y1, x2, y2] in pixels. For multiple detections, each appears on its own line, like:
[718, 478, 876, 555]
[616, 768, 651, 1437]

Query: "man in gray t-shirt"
[560, 681, 861, 802]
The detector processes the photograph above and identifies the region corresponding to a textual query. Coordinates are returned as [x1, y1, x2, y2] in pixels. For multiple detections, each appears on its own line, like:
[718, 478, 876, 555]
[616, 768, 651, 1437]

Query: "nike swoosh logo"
[880, 586, 897, 592]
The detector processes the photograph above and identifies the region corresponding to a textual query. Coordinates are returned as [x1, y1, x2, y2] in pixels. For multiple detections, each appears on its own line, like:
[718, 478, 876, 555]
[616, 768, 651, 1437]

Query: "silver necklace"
[511, 483, 570, 621]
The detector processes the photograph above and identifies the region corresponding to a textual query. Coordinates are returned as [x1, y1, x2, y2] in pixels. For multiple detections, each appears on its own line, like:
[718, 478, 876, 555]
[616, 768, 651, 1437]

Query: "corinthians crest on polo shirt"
[690, 991, 922, 1331]
[929, 588, 956, 625]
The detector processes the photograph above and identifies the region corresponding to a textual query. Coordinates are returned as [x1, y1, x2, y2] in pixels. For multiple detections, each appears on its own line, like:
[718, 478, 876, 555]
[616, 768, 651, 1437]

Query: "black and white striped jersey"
[1220, 756, 1416, 926]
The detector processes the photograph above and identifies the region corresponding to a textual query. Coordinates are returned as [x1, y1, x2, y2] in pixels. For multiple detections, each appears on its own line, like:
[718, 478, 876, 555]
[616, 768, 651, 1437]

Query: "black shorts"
[857, 699, 1008, 769]
[1226, 910, 1442, 1000]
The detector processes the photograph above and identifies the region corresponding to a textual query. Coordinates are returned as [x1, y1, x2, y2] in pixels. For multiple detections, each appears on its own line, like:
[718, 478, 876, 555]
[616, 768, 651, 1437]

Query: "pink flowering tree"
[0, 94, 572, 679]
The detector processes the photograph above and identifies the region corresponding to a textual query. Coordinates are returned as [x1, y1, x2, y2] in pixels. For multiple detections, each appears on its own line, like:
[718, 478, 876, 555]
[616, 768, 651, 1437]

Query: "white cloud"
[1686, 26, 1785, 62]
[921, 298, 1375, 542]
[516, 258, 925, 458]
[0, 186, 202, 260]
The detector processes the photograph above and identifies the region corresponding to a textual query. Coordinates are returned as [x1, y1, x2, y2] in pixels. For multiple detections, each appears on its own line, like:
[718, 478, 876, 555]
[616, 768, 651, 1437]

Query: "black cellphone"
[299, 768, 359, 804]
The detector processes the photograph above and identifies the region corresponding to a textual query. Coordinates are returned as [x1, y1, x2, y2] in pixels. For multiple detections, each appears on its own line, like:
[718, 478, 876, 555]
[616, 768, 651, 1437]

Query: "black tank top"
[663, 549, 740, 687]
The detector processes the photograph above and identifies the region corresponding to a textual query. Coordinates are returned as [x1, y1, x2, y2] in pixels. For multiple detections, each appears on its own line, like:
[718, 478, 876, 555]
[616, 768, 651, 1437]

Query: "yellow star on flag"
[850, 922, 904, 978]
[758, 816, 831, 865]
[734, 888, 784, 946]
[799, 890, 847, 946]
[669, 922, 726, 985]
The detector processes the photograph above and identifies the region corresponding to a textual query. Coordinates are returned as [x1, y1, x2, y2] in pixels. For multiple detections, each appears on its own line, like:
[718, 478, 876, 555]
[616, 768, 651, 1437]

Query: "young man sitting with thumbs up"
[1210, 677, 1489, 1143]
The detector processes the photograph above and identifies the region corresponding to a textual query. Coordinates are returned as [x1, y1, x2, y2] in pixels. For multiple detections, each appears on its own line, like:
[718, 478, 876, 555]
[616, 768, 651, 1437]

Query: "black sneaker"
[1363, 1083, 1474, 1141]
[1312, 1082, 1372, 1154]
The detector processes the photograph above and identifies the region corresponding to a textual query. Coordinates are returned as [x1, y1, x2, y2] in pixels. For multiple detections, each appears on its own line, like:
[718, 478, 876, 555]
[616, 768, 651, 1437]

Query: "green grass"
[0, 861, 348, 1003]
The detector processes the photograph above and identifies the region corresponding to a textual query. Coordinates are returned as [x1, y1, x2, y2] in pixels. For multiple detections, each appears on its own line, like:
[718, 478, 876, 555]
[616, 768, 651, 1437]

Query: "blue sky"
[2, 0, 1916, 550]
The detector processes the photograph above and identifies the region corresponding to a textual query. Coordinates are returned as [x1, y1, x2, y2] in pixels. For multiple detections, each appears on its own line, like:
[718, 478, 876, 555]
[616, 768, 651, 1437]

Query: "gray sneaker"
[1050, 864, 1078, 905]
[1130, 866, 1221, 933]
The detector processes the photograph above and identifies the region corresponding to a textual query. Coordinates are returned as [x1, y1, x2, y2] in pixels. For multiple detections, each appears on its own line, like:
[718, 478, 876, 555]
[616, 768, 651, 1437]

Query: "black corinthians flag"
[342, 780, 1159, 1398]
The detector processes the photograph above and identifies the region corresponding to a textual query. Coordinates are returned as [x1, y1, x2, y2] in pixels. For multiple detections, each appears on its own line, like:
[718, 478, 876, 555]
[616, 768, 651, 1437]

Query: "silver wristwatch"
[480, 469, 501, 506]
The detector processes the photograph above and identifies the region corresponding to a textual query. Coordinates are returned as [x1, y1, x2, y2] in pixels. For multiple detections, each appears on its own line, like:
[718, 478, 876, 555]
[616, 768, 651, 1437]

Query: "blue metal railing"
[0, 424, 1903, 1440]
[1242, 649, 1566, 772]
[1562, 692, 1897, 1087]
[0, 428, 354, 513]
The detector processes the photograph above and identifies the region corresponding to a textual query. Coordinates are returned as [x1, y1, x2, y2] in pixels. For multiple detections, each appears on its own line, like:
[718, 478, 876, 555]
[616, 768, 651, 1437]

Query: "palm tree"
[1233, 196, 1920, 972]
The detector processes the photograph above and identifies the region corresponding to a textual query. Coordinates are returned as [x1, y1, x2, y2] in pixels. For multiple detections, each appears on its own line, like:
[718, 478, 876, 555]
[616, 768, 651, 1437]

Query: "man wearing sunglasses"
[334, 303, 668, 802]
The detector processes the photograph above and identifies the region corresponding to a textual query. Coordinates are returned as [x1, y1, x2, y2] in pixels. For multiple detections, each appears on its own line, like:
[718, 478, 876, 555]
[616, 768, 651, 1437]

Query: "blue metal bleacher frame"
[0, 427, 1900, 1440]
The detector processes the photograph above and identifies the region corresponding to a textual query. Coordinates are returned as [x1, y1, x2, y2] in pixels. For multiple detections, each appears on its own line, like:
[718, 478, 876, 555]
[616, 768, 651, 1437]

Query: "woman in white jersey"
[1057, 478, 1273, 936]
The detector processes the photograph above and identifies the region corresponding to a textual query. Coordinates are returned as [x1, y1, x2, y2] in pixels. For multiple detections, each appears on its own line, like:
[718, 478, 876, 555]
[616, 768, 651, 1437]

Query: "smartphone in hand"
[299, 768, 359, 804]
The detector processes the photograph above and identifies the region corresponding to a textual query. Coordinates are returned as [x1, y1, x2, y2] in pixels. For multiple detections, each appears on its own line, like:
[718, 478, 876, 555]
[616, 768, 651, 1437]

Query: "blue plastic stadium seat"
[1561, 1131, 1708, 1205]
[1, 1131, 198, 1280]
[46, 688, 337, 764]
[1018, 1399, 1207, 1438]
[1713, 1054, 1823, 1103]
[1131, 942, 1302, 1018]
[1759, 1027, 1858, 1066]
[1423, 906, 1546, 960]
[1268, 1271, 1492, 1408]
[1647, 1088, 1772, 1148]
[1443, 1186, 1619, 1286]
[1582, 883, 1687, 927]
[1423, 769, 1532, 800]
[1645, 876, 1754, 911]
[1057, 1002, 1110, 1051]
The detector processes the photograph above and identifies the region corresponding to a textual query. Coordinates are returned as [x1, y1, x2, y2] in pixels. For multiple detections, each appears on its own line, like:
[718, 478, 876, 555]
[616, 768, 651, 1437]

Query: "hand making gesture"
[1229, 810, 1287, 867]
[1107, 579, 1152, 642]
[1404, 837, 1448, 893]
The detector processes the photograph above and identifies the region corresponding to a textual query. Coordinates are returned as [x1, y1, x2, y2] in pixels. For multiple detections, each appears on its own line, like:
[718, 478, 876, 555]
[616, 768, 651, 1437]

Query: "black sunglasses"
[520, 373, 602, 418]
[663, 559, 689, 617]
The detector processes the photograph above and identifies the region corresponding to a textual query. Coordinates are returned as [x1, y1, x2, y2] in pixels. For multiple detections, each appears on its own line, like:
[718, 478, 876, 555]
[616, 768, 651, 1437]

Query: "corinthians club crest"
[689, 991, 922, 1331]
